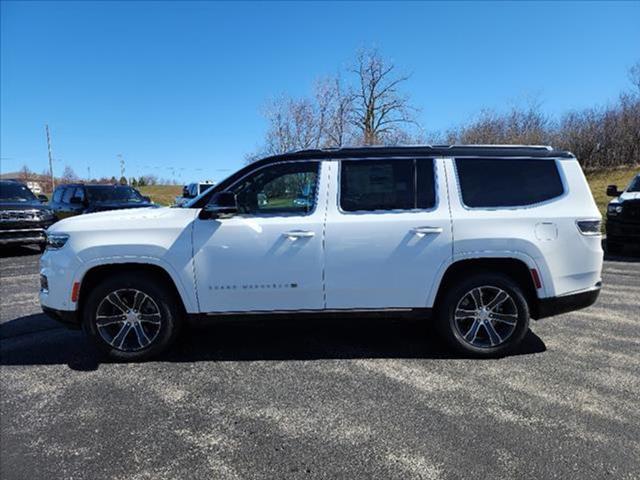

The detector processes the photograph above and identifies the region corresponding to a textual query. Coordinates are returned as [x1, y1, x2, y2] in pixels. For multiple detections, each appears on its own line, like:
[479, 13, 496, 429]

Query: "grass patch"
[139, 185, 182, 206]
[586, 166, 639, 218]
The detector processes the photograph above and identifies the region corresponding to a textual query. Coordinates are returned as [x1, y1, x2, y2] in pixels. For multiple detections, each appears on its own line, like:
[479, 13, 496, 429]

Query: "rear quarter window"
[455, 158, 564, 208]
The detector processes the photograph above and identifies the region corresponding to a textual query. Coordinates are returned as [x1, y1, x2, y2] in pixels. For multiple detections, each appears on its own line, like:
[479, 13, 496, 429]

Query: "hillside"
[138, 185, 182, 206]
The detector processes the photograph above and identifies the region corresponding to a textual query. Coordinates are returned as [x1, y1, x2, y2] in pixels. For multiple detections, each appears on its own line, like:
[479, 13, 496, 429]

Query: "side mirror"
[606, 185, 622, 197]
[37, 194, 48, 203]
[182, 186, 191, 198]
[142, 195, 151, 202]
[199, 192, 238, 219]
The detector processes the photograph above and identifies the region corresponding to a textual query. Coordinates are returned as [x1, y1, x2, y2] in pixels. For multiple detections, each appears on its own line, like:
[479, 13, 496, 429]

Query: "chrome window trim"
[452, 157, 568, 211]
[336, 156, 440, 215]
[203, 160, 323, 219]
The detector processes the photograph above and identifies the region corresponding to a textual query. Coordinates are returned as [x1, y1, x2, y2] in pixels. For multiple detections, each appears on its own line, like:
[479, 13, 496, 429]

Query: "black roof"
[262, 145, 574, 163]
[194, 144, 573, 208]
[56, 183, 133, 188]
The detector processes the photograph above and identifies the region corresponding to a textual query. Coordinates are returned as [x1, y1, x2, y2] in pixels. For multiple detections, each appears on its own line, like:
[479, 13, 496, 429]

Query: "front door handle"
[283, 230, 315, 239]
[411, 226, 443, 236]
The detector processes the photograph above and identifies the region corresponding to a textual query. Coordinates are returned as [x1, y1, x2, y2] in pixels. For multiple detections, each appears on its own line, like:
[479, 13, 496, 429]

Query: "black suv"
[0, 180, 57, 251]
[49, 184, 155, 219]
[606, 173, 640, 254]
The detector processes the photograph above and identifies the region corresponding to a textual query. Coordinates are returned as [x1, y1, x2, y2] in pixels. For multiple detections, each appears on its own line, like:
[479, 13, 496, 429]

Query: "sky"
[1, 1, 639, 182]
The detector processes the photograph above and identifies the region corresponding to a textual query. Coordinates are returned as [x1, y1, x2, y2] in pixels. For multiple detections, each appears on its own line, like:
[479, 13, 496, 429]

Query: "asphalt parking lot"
[1, 247, 639, 480]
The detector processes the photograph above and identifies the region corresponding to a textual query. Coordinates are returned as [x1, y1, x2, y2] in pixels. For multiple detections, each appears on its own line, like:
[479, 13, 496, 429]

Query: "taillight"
[576, 219, 601, 236]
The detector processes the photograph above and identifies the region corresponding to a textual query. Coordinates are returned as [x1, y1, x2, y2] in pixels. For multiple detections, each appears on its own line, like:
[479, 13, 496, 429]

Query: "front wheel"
[83, 273, 181, 361]
[436, 273, 530, 357]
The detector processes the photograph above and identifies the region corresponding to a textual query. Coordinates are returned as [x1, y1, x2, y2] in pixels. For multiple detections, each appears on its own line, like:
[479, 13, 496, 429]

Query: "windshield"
[627, 175, 640, 193]
[86, 186, 145, 203]
[0, 182, 37, 202]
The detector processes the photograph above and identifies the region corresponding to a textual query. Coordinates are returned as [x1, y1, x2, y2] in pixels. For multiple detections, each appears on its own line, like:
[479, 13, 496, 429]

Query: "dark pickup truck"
[49, 183, 155, 220]
[0, 180, 57, 251]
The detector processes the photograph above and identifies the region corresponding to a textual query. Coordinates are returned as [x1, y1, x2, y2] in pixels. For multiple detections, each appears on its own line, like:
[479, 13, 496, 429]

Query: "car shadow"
[0, 313, 546, 371]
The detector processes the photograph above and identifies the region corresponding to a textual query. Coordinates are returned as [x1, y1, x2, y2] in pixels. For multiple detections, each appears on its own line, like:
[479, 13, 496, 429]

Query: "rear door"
[324, 157, 452, 309]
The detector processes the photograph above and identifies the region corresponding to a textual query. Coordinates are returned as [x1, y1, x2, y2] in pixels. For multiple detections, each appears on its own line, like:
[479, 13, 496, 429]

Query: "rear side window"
[340, 159, 436, 212]
[455, 158, 564, 208]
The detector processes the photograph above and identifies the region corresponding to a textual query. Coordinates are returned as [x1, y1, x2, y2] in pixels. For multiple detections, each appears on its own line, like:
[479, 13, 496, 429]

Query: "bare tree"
[447, 102, 551, 146]
[629, 60, 640, 93]
[315, 75, 354, 148]
[19, 165, 32, 181]
[61, 165, 78, 184]
[349, 48, 418, 145]
[262, 96, 322, 156]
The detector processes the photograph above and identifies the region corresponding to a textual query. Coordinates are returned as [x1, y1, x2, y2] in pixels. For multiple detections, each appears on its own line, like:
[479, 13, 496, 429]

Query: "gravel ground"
[1, 246, 639, 480]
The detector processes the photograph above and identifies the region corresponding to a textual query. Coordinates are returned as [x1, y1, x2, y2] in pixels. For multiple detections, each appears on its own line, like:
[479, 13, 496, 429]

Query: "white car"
[174, 181, 214, 207]
[40, 146, 603, 360]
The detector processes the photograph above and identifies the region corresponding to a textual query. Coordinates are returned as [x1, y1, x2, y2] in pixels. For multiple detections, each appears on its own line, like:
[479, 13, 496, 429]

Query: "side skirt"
[186, 308, 432, 327]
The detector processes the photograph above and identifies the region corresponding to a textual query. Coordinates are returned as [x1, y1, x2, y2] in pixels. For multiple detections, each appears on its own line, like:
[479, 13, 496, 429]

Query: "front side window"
[627, 175, 640, 193]
[229, 161, 319, 215]
[62, 186, 75, 204]
[52, 187, 64, 203]
[340, 159, 435, 212]
[456, 158, 564, 208]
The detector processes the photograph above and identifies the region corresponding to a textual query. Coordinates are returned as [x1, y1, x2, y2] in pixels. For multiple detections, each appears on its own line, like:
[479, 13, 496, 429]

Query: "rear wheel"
[83, 272, 181, 361]
[436, 273, 530, 357]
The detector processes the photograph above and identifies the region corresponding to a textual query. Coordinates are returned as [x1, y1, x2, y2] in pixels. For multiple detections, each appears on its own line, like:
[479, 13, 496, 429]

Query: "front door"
[192, 160, 326, 313]
[324, 157, 452, 309]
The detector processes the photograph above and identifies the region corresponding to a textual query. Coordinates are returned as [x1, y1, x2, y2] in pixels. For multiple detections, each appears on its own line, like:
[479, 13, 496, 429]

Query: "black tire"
[436, 273, 530, 358]
[83, 272, 181, 361]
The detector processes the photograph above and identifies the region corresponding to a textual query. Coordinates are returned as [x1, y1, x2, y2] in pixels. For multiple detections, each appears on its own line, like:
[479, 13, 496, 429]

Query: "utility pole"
[118, 154, 125, 180]
[45, 124, 55, 192]
[87, 166, 91, 181]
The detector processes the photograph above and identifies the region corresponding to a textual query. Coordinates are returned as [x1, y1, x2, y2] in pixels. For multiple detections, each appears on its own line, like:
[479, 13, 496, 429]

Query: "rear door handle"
[283, 230, 315, 239]
[411, 226, 443, 236]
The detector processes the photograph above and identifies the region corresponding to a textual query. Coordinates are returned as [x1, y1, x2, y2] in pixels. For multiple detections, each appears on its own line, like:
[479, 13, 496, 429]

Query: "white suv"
[40, 146, 603, 360]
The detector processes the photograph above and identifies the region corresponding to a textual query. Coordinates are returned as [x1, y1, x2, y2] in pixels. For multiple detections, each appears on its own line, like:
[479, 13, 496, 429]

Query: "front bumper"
[42, 306, 81, 329]
[0, 228, 47, 245]
[535, 283, 601, 319]
[606, 218, 640, 244]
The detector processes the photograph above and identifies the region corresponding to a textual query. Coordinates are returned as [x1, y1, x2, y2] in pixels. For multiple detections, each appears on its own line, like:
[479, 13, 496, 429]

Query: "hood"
[49, 206, 197, 234]
[85, 202, 155, 212]
[619, 191, 640, 202]
[0, 200, 47, 210]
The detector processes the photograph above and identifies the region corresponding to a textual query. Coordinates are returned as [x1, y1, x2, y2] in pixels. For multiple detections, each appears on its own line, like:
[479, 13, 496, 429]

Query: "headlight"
[46, 233, 69, 249]
[607, 203, 623, 216]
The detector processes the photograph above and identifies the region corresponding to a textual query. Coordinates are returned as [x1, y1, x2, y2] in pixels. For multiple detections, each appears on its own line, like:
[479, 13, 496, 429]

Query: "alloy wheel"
[95, 289, 162, 352]
[453, 286, 519, 349]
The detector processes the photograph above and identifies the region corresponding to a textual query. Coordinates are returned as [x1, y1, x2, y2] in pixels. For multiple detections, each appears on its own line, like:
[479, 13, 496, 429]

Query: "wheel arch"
[430, 257, 542, 319]
[77, 262, 191, 318]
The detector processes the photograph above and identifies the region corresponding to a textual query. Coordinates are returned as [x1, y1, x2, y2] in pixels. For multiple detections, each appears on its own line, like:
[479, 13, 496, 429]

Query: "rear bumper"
[535, 284, 601, 319]
[42, 306, 81, 329]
